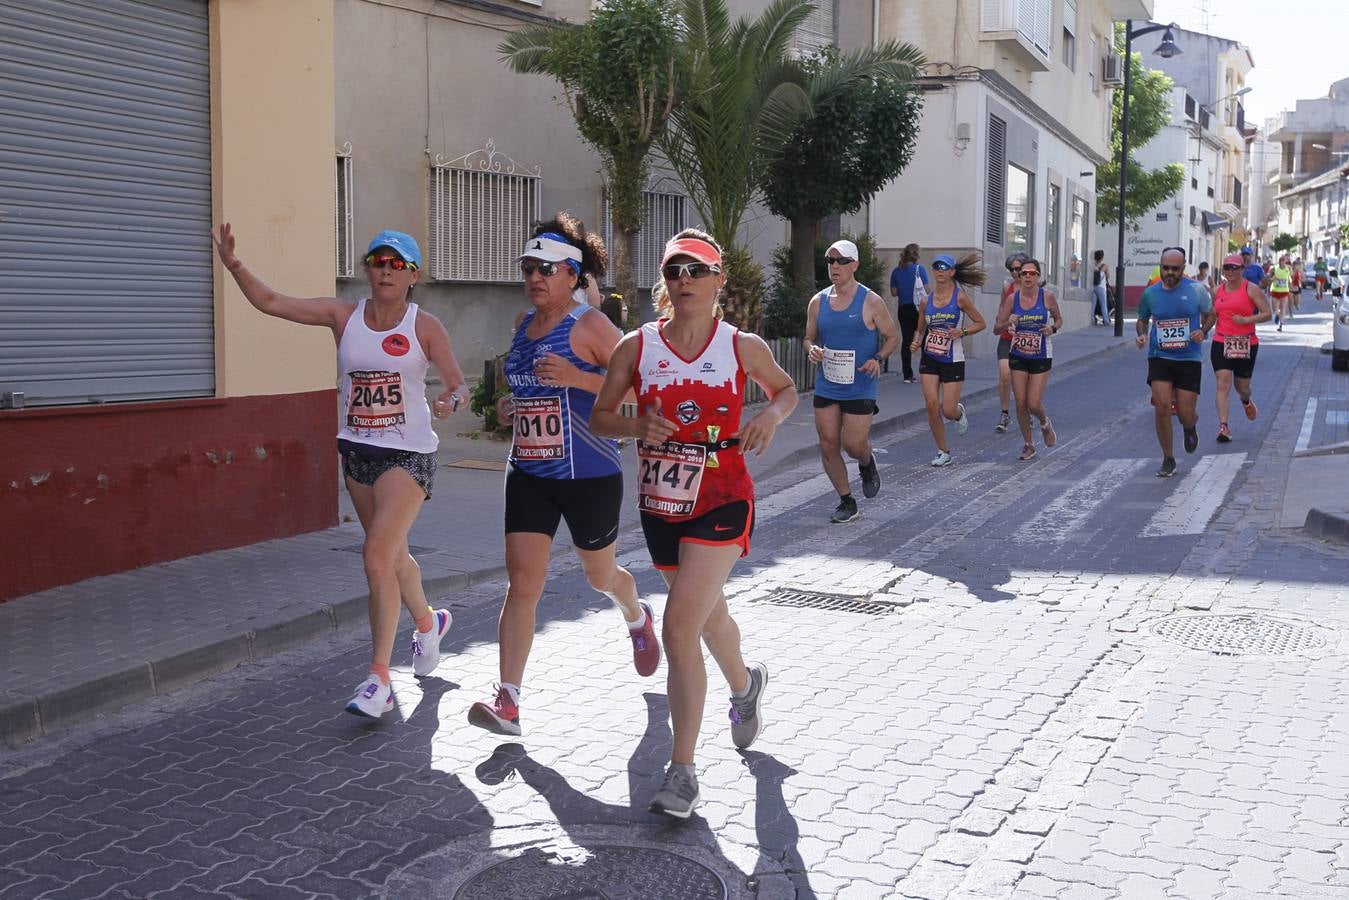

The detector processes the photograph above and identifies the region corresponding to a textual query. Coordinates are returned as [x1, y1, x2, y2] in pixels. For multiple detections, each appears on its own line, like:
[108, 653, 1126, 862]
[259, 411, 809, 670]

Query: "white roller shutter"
[0, 0, 213, 407]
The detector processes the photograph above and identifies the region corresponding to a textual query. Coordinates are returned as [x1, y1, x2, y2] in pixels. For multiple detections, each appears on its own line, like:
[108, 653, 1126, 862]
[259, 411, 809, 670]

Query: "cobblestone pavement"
[2, 312, 1347, 899]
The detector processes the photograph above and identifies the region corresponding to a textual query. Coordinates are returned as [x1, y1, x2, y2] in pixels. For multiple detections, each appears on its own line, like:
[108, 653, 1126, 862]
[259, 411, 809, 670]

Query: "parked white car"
[1334, 292, 1349, 372]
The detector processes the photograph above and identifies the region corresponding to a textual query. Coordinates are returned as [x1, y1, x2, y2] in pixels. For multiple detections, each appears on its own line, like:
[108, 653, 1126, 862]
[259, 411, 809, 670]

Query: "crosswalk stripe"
[1014, 458, 1149, 543]
[1140, 452, 1247, 537]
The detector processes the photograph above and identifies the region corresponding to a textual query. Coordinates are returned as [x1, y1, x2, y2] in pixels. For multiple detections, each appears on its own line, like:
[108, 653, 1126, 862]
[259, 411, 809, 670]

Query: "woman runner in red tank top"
[591, 229, 797, 819]
[1211, 253, 1272, 443]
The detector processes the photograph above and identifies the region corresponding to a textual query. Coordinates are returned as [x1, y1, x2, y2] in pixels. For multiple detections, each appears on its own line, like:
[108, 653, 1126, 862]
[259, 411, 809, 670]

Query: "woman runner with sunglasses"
[211, 224, 467, 718]
[995, 253, 1028, 433]
[467, 213, 660, 738]
[1210, 253, 1271, 443]
[591, 228, 798, 819]
[994, 258, 1063, 461]
[911, 253, 987, 467]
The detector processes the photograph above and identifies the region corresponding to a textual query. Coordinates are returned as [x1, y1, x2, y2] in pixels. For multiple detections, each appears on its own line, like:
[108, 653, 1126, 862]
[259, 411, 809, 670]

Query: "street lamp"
[1114, 21, 1182, 337]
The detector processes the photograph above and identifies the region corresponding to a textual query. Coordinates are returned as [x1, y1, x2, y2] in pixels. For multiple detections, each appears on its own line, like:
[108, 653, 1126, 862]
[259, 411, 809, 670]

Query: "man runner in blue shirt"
[1136, 247, 1216, 478]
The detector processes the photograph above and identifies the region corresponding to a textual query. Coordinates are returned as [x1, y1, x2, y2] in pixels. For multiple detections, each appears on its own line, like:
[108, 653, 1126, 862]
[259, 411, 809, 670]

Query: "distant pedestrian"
[806, 239, 901, 523]
[911, 253, 987, 467]
[591, 228, 799, 819]
[1269, 255, 1293, 330]
[1136, 247, 1215, 477]
[212, 223, 467, 718]
[467, 213, 659, 739]
[995, 258, 1062, 461]
[1091, 249, 1113, 326]
[1195, 261, 1214, 298]
[1211, 253, 1271, 443]
[601, 292, 628, 330]
[995, 252, 1028, 433]
[888, 243, 929, 383]
[1314, 255, 1329, 300]
[1240, 247, 1264, 289]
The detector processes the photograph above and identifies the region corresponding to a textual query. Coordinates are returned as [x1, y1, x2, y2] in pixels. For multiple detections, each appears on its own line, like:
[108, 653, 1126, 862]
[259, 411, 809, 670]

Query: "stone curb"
[1303, 507, 1349, 545]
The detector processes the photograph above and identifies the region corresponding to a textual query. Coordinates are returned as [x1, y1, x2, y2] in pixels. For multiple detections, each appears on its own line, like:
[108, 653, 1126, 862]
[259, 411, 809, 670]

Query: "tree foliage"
[499, 0, 679, 304]
[1096, 24, 1186, 227]
[762, 232, 886, 339]
[1270, 232, 1300, 254]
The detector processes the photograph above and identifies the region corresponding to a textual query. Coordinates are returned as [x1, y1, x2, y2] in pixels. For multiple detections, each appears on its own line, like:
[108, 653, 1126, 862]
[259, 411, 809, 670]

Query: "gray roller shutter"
[0, 0, 213, 408]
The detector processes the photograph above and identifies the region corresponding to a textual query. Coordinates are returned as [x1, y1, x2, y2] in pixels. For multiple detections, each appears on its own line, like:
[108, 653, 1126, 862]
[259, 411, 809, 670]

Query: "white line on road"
[1296, 397, 1318, 453]
[1141, 452, 1248, 537]
[1015, 458, 1149, 543]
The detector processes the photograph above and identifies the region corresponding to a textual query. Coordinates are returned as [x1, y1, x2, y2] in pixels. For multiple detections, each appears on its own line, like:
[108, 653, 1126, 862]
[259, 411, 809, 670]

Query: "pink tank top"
[1213, 282, 1257, 343]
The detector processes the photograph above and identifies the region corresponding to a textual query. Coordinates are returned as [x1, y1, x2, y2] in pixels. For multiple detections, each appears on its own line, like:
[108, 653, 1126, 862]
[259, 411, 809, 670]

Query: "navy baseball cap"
[366, 230, 422, 268]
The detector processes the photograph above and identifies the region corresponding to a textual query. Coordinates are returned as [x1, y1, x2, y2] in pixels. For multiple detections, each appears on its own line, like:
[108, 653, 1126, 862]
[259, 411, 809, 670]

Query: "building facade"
[1265, 77, 1349, 193]
[1271, 165, 1349, 263]
[0, 0, 338, 601]
[871, 0, 1147, 355]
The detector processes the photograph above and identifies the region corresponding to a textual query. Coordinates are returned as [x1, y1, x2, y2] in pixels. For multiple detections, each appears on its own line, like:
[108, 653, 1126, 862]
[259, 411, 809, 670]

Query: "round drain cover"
[1152, 614, 1329, 656]
[454, 844, 727, 899]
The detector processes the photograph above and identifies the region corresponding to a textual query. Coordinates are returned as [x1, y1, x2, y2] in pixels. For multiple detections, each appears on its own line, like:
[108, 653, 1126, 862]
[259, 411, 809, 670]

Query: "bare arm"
[803, 294, 824, 364]
[589, 333, 675, 444]
[211, 223, 348, 331]
[861, 291, 900, 377]
[955, 291, 986, 336]
[735, 332, 798, 457]
[1242, 283, 1273, 324]
[1043, 290, 1063, 335]
[534, 309, 616, 395]
[993, 292, 1017, 333]
[415, 311, 469, 418]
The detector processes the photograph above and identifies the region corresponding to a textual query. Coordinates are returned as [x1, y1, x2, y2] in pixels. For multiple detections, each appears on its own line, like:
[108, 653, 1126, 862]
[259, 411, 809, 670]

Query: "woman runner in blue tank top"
[910, 253, 988, 467]
[467, 213, 662, 739]
[994, 258, 1063, 461]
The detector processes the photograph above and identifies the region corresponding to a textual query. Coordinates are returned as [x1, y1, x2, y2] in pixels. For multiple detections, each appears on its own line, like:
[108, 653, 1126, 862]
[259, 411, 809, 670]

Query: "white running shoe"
[955, 403, 969, 436]
[411, 609, 453, 677]
[345, 676, 393, 718]
[931, 451, 953, 467]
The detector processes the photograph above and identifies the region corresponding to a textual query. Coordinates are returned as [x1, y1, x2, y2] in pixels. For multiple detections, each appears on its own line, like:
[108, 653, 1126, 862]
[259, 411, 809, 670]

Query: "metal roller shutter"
[0, 0, 212, 408]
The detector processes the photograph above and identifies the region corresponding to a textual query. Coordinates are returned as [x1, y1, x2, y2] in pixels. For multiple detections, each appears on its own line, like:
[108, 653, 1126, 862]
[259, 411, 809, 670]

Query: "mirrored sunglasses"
[520, 260, 565, 277]
[661, 262, 721, 280]
[365, 253, 416, 271]
[1020, 268, 1040, 277]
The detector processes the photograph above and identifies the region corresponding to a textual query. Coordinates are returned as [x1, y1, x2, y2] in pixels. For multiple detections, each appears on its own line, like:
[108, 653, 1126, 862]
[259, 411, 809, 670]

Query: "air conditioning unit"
[1102, 54, 1124, 86]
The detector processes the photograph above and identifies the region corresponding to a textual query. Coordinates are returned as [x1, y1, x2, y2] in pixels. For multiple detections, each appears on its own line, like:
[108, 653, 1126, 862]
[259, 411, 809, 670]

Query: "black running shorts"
[1209, 339, 1259, 379]
[1147, 357, 1203, 394]
[640, 500, 754, 570]
[504, 464, 623, 549]
[812, 395, 879, 416]
[1008, 356, 1052, 375]
[919, 359, 966, 382]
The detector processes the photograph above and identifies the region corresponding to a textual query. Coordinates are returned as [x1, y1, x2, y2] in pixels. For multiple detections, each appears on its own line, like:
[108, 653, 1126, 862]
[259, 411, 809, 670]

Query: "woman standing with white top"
[212, 224, 467, 718]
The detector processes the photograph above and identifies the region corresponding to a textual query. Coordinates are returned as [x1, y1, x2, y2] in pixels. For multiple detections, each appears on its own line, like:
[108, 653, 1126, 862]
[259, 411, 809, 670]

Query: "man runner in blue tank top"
[804, 239, 901, 523]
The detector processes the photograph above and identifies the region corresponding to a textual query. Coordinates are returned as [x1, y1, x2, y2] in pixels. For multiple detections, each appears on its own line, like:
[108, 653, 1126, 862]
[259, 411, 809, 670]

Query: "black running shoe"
[1183, 427, 1198, 454]
[830, 496, 860, 523]
[859, 457, 881, 499]
[1156, 457, 1177, 478]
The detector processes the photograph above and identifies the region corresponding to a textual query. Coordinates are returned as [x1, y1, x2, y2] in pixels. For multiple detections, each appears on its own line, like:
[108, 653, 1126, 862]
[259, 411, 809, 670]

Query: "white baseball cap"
[826, 239, 859, 260]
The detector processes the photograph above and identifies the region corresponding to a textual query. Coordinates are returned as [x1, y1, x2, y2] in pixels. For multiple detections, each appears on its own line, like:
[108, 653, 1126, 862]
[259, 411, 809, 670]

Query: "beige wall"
[211, 0, 337, 399]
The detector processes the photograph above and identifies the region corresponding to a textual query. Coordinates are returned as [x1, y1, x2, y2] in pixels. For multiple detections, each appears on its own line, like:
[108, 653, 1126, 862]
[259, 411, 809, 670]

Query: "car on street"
[1333, 291, 1349, 371]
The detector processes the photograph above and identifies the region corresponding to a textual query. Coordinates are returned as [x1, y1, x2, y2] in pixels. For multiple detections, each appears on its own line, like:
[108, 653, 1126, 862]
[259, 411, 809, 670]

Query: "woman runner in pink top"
[1210, 253, 1272, 443]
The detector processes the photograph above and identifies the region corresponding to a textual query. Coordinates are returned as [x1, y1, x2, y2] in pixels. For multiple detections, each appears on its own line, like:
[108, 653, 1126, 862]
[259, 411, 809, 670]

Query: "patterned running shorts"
[341, 448, 437, 500]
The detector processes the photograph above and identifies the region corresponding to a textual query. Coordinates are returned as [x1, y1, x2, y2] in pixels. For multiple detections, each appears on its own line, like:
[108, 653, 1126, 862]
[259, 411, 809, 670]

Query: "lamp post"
[1113, 21, 1182, 337]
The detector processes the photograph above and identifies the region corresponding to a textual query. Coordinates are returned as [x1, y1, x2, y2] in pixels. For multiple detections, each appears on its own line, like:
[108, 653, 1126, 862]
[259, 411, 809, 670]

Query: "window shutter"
[986, 115, 1007, 245]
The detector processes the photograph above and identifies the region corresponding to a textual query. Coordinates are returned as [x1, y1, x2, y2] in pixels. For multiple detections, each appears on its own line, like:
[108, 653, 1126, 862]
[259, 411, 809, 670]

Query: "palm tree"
[499, 0, 680, 307]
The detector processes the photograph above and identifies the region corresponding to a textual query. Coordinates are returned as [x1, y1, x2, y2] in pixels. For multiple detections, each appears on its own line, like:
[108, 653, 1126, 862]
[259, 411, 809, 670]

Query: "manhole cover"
[454, 844, 727, 899]
[1151, 614, 1329, 656]
[753, 588, 899, 616]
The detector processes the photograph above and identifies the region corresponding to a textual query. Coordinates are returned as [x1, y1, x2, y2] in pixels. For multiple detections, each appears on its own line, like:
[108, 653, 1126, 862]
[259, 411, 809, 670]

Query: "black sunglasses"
[1222, 264, 1241, 271]
[520, 260, 565, 277]
[826, 256, 854, 265]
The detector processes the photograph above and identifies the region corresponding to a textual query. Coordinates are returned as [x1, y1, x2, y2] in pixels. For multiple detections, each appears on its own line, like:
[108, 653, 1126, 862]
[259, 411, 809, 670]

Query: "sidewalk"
[1, 326, 1132, 747]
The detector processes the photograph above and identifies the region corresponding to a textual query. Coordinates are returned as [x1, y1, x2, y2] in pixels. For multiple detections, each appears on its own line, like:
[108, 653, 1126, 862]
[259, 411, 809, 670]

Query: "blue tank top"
[814, 283, 878, 401]
[1009, 287, 1052, 361]
[504, 304, 621, 479]
[1139, 280, 1208, 362]
[922, 290, 964, 364]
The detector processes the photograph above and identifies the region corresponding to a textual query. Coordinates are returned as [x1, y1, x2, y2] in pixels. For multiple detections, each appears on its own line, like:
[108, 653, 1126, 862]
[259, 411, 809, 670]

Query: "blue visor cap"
[932, 254, 956, 270]
[367, 230, 422, 268]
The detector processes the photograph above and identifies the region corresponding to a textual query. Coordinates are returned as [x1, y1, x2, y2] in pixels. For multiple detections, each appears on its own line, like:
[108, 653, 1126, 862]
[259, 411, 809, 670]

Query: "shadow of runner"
[738, 750, 816, 899]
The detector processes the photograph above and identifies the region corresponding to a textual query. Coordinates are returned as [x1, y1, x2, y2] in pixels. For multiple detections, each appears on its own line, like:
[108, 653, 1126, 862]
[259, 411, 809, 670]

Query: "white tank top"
[336, 299, 437, 453]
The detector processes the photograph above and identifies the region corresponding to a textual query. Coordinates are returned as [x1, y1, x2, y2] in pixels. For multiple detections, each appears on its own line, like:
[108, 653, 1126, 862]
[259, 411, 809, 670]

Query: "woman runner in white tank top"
[212, 223, 468, 720]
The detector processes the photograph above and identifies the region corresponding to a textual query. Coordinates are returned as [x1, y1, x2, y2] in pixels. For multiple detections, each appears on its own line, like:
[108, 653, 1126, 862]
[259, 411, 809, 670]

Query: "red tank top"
[632, 319, 753, 519]
[1213, 281, 1258, 343]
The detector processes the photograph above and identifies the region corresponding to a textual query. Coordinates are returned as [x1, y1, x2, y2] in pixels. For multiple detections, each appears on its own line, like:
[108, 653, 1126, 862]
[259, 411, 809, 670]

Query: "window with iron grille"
[429, 141, 541, 282]
[600, 188, 689, 290]
[986, 114, 1007, 245]
[335, 145, 354, 279]
[792, 0, 835, 56]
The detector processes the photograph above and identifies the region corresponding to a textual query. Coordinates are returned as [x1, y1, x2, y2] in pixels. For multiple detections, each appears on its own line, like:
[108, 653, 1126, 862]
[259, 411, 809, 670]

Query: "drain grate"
[454, 844, 726, 899]
[753, 588, 899, 616]
[1151, 614, 1329, 656]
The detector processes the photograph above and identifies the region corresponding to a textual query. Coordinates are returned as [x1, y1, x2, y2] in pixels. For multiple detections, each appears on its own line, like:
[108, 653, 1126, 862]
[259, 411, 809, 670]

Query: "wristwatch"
[873, 354, 884, 362]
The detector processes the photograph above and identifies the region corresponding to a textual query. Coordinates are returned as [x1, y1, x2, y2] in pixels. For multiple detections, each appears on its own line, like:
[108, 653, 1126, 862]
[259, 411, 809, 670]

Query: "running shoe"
[955, 403, 970, 436]
[1156, 457, 1177, 478]
[1018, 444, 1037, 461]
[903, 377, 916, 384]
[729, 662, 768, 749]
[411, 609, 453, 677]
[1041, 417, 1056, 448]
[931, 451, 953, 467]
[649, 764, 700, 819]
[468, 685, 521, 736]
[345, 676, 393, 718]
[1217, 423, 1232, 443]
[859, 456, 881, 499]
[629, 602, 661, 677]
[830, 495, 860, 524]
[1243, 399, 1258, 421]
[1183, 426, 1199, 454]
[995, 412, 1011, 433]
[1277, 323, 1283, 332]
